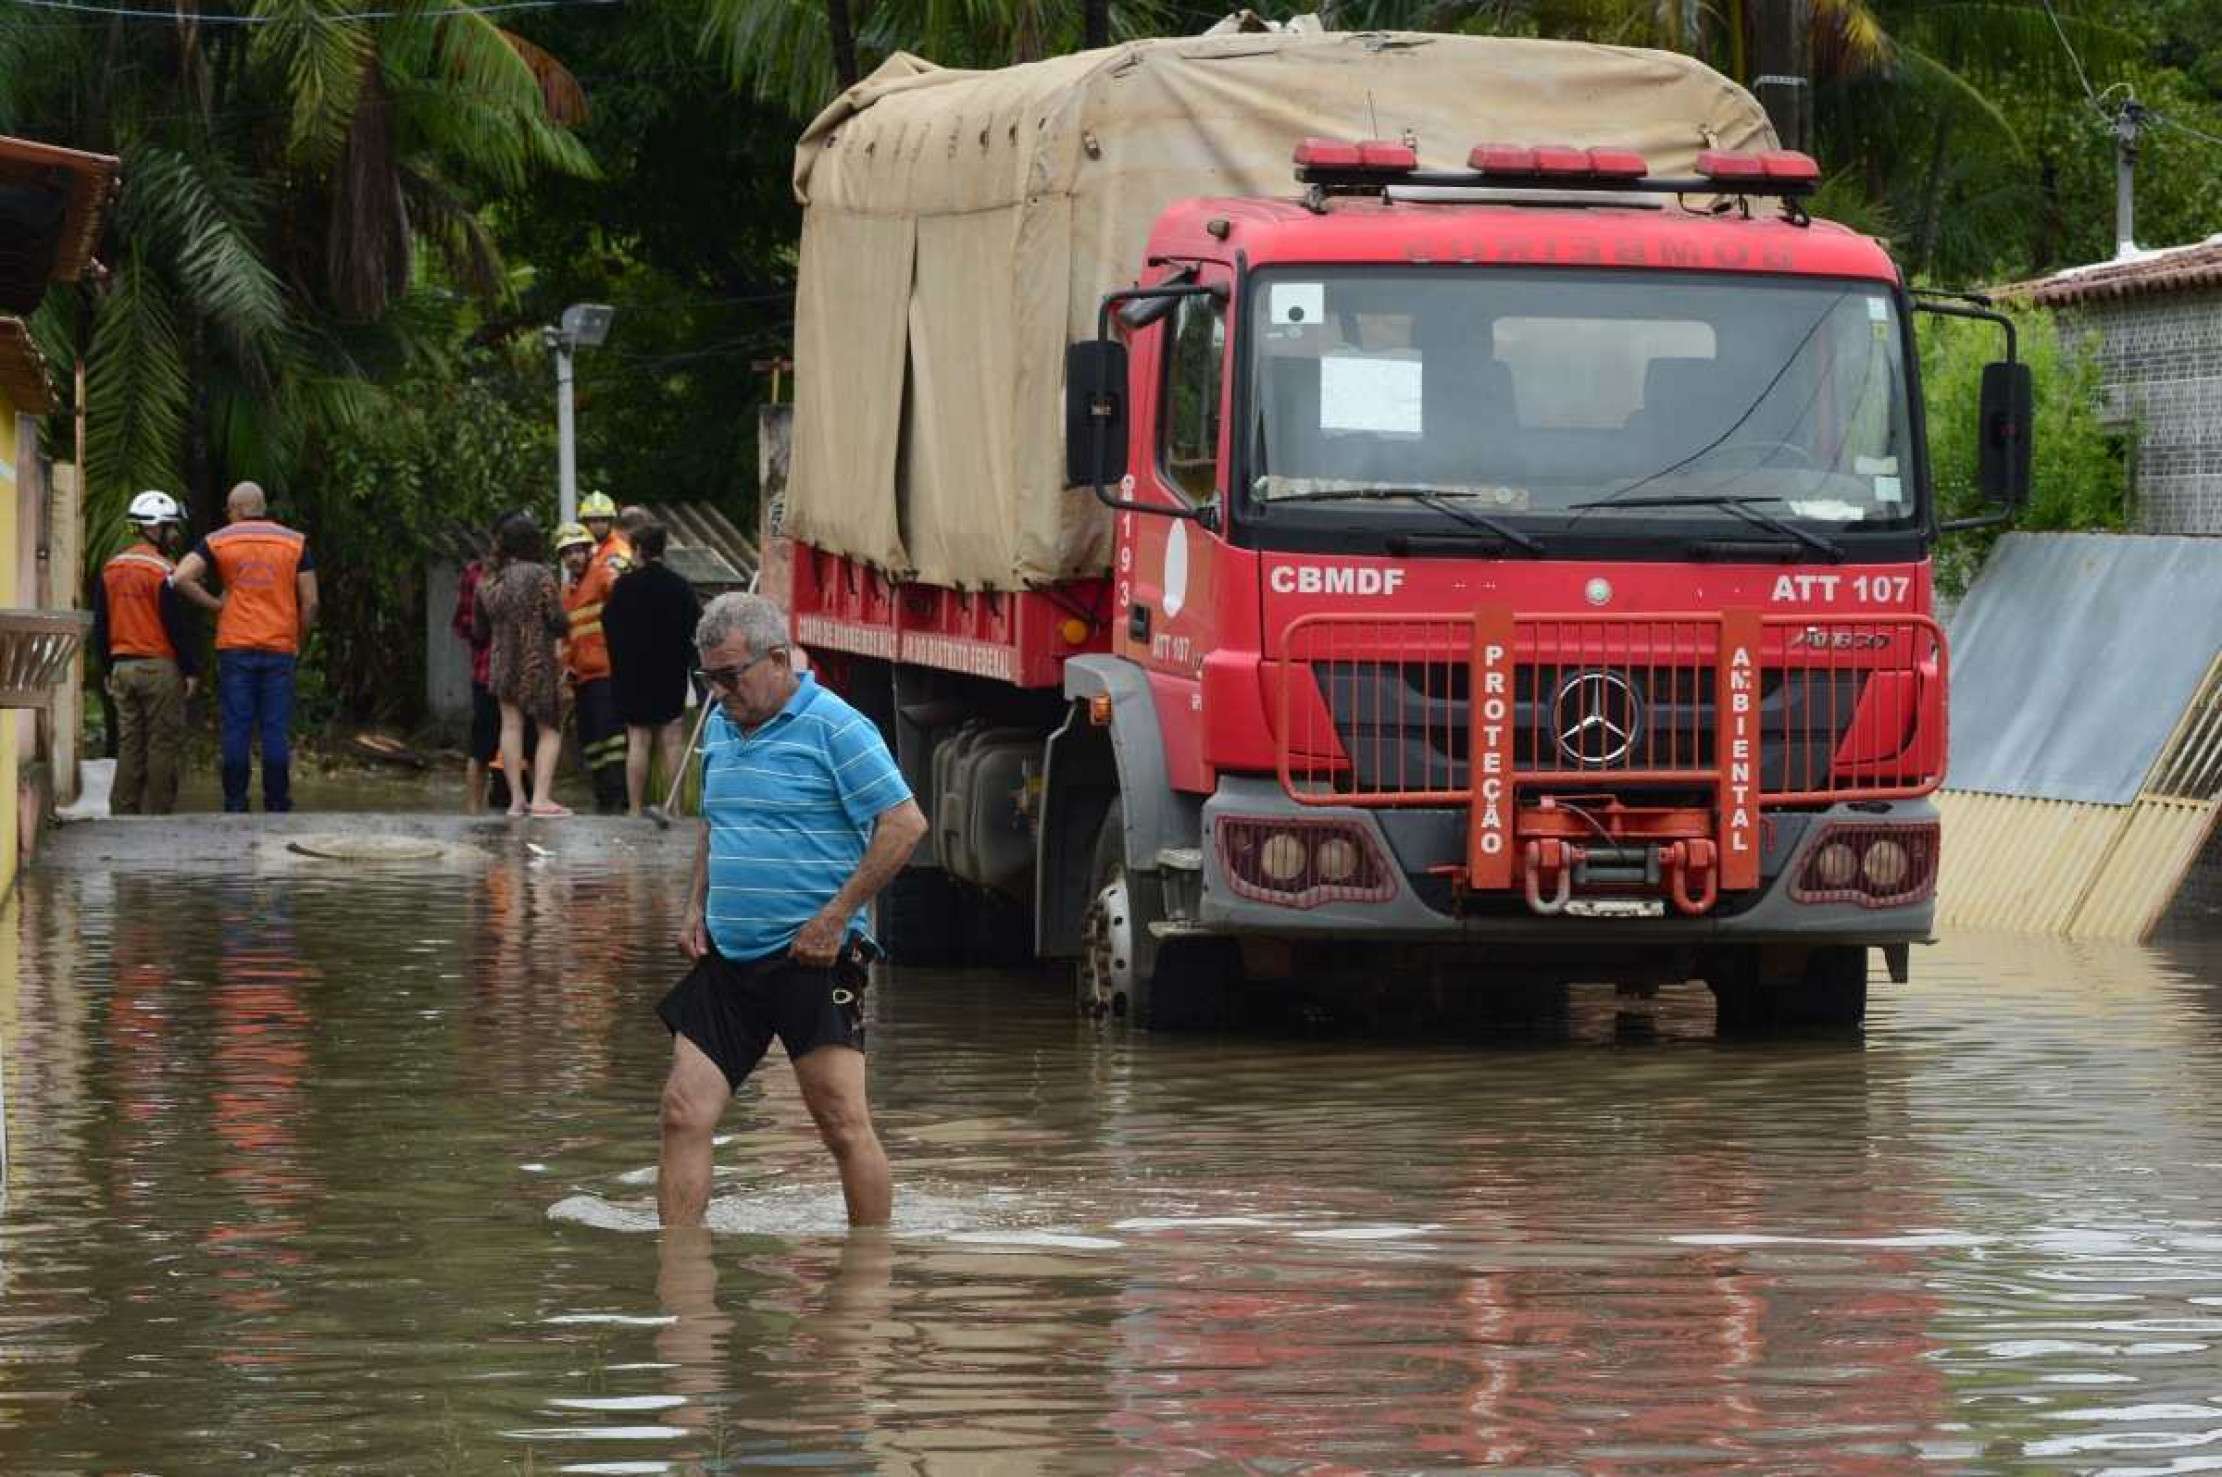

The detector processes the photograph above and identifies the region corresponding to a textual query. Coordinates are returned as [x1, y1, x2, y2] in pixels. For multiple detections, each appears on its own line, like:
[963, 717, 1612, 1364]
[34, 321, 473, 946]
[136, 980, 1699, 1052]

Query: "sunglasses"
[696, 648, 785, 691]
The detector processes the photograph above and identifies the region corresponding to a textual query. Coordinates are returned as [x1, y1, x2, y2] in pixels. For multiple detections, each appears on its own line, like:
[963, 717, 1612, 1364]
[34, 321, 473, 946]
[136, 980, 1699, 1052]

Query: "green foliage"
[1918, 303, 2127, 592]
[310, 341, 556, 721]
[494, 0, 806, 516]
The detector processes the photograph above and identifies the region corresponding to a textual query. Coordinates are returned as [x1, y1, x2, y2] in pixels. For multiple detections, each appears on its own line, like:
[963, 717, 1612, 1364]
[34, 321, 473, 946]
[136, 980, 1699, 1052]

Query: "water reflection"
[0, 850, 2218, 1471]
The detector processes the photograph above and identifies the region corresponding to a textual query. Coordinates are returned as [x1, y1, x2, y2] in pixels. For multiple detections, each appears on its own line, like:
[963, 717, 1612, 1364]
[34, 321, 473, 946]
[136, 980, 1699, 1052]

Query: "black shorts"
[656, 941, 869, 1091]
[469, 683, 500, 763]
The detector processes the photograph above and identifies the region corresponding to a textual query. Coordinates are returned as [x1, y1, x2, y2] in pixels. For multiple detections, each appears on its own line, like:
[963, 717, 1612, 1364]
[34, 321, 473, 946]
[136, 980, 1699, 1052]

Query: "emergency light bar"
[1291, 137, 1419, 172]
[1294, 140, 1822, 204]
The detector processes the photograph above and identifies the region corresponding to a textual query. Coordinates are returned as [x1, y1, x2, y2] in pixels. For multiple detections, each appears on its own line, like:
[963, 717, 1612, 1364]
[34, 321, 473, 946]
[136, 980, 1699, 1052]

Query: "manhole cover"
[285, 836, 447, 863]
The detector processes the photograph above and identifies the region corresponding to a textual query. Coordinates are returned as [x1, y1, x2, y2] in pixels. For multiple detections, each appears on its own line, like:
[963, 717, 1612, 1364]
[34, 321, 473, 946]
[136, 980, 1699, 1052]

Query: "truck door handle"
[1128, 603, 1151, 641]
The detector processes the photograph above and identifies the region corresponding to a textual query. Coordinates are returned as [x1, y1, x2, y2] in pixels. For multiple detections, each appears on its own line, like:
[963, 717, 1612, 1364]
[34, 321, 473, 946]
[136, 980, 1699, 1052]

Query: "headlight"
[1313, 835, 1361, 883]
[1861, 838, 1910, 891]
[1810, 841, 1860, 889]
[1258, 832, 1309, 883]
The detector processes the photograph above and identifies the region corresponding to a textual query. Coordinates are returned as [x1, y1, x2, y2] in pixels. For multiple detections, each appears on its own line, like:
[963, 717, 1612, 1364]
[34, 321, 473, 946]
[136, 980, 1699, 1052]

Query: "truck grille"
[1312, 659, 1865, 793]
[1277, 613, 1944, 806]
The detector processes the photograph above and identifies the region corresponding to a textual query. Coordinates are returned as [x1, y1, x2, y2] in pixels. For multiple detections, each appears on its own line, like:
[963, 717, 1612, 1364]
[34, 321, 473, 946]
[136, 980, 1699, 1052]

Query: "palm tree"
[704, 0, 1170, 119]
[0, 0, 593, 554]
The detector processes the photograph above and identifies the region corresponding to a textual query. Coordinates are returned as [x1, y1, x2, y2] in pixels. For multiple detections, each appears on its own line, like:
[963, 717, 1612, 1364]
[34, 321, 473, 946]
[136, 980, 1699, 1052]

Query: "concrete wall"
[2084, 288, 2222, 535]
[0, 408, 20, 895]
[425, 557, 470, 736]
[46, 463, 79, 805]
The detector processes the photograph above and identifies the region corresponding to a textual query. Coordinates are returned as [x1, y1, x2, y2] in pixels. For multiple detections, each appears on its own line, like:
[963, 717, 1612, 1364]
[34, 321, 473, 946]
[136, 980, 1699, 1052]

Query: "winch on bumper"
[1195, 776, 1939, 943]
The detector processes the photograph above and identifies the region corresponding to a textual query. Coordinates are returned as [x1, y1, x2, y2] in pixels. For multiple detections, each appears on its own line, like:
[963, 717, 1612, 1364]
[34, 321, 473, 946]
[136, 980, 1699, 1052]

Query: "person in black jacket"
[602, 522, 703, 816]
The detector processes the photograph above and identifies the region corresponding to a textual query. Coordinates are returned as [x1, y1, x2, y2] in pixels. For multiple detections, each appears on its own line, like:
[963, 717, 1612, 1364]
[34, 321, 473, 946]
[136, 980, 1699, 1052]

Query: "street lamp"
[544, 302, 614, 527]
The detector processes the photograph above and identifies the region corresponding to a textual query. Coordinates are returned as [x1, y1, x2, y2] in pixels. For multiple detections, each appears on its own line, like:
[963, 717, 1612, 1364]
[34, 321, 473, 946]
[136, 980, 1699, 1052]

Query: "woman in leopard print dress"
[477, 515, 570, 816]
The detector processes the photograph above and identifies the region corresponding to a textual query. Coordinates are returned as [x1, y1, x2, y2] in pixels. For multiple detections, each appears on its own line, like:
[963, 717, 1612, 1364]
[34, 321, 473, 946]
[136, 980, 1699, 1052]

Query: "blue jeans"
[217, 650, 297, 813]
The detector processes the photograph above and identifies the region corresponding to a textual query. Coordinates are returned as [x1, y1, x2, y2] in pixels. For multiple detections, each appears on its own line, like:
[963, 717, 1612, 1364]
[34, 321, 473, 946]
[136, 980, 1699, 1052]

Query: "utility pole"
[552, 333, 577, 526]
[542, 303, 614, 528]
[2114, 95, 2148, 259]
[1752, 0, 1813, 155]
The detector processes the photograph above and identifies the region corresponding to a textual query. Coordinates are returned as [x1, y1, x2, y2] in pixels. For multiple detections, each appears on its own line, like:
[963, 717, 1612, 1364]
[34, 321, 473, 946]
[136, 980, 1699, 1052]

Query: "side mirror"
[1978, 360, 2033, 508]
[1064, 340, 1129, 490]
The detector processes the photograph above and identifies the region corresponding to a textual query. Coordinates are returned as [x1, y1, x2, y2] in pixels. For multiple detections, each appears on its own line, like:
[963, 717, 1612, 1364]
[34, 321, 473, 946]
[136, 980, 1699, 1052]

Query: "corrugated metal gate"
[1938, 535, 2222, 940]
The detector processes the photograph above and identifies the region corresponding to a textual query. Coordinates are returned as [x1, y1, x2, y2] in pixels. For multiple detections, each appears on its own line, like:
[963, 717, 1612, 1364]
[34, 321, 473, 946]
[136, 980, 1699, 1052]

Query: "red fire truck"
[783, 36, 2029, 1031]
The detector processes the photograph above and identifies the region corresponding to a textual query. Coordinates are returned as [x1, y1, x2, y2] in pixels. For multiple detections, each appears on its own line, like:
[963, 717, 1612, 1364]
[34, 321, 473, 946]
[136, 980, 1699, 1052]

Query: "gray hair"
[695, 592, 789, 659]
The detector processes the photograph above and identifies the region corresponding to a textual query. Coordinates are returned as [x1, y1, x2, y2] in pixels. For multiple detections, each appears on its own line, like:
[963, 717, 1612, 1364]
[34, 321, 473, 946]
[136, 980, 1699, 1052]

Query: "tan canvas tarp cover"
[789, 30, 1776, 591]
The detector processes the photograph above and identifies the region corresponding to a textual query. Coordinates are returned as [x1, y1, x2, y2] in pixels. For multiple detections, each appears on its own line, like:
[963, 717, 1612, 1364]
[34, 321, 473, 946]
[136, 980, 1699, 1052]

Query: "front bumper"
[1195, 775, 1937, 945]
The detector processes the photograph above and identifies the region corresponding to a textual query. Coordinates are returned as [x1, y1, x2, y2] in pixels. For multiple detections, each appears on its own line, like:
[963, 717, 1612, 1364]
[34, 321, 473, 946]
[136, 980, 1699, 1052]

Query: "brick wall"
[2080, 289, 2222, 535]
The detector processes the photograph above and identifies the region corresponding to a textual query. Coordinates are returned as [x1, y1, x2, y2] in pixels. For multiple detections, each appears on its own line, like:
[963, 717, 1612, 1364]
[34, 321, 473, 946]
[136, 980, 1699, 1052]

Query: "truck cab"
[1051, 142, 2027, 1029]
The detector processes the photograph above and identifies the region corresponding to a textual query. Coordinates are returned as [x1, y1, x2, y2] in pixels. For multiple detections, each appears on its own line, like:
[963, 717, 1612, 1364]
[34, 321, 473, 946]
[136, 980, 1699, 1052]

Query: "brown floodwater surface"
[3, 840, 2222, 1472]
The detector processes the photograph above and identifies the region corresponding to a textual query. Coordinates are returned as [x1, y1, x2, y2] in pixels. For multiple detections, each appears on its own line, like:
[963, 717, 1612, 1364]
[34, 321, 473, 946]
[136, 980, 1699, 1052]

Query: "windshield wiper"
[1562, 493, 1844, 561]
[1266, 488, 1545, 555]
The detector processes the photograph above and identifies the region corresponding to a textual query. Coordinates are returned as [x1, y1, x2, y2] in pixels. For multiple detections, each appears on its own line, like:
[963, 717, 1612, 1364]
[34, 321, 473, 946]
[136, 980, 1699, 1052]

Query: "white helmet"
[127, 490, 183, 527]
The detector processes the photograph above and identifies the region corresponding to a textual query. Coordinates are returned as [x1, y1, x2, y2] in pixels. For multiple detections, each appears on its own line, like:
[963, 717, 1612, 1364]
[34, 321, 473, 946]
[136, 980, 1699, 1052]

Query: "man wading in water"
[657, 594, 926, 1228]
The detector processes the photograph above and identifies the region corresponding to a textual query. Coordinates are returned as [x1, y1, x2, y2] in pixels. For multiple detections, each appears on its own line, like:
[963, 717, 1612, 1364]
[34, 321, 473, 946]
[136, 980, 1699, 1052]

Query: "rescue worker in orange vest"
[556, 521, 628, 813]
[171, 481, 319, 813]
[91, 490, 201, 815]
[579, 490, 635, 572]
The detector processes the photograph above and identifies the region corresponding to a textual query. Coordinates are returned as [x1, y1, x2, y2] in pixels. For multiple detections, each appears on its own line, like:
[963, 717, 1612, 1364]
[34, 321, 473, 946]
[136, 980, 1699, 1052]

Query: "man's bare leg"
[626, 724, 653, 815]
[466, 758, 487, 814]
[658, 1034, 730, 1226]
[794, 1046, 891, 1226]
[656, 718, 689, 807]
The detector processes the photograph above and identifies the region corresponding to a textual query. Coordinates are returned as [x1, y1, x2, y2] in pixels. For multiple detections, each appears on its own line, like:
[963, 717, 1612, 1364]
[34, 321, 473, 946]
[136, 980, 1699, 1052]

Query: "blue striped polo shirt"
[701, 672, 912, 963]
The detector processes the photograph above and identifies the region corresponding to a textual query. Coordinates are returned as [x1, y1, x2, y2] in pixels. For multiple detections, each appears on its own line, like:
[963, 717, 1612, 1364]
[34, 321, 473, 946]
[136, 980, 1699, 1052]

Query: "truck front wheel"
[1077, 802, 1237, 1030]
[1709, 945, 1869, 1034]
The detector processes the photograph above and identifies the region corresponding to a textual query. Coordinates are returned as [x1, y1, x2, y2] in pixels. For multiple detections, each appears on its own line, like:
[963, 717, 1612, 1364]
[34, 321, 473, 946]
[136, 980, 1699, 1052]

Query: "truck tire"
[1710, 945, 1869, 1034]
[1077, 801, 1238, 1030]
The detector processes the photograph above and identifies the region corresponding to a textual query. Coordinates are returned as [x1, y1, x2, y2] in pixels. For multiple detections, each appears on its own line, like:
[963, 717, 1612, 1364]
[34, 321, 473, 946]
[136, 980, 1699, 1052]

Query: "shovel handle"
[662, 697, 717, 818]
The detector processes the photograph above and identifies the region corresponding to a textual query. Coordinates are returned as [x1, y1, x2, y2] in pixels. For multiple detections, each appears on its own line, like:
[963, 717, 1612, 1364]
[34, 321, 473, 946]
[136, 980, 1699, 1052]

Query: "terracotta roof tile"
[1998, 235, 2222, 308]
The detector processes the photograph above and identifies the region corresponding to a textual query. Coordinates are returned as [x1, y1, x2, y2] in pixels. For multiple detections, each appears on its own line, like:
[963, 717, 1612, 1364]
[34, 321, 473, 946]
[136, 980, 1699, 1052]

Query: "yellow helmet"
[578, 491, 618, 520]
[553, 521, 594, 553]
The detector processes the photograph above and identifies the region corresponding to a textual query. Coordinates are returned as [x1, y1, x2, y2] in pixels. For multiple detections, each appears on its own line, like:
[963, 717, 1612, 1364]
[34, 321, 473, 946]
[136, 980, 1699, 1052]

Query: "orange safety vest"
[206, 519, 309, 654]
[101, 541, 177, 662]
[564, 549, 618, 681]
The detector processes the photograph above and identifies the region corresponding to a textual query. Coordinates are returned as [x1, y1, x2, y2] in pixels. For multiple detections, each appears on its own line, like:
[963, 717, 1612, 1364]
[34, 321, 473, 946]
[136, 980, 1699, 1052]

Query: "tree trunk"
[827, 0, 859, 91]
[1912, 109, 1955, 278]
[2035, 153, 2061, 270]
[1084, 0, 1109, 50]
[1751, 0, 1811, 153]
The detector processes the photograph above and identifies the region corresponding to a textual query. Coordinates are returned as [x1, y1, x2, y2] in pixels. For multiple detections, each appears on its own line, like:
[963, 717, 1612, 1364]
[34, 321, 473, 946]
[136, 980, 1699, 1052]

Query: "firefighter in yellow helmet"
[578, 491, 632, 575]
[556, 520, 628, 812]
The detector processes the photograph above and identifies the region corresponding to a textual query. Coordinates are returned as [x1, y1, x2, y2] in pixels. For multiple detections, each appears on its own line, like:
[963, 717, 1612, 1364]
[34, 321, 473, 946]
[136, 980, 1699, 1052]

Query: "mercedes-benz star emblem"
[1553, 670, 1643, 767]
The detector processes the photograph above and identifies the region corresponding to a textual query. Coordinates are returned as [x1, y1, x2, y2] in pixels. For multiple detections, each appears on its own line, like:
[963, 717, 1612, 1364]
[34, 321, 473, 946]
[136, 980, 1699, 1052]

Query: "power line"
[2150, 111, 2222, 151]
[2, 0, 622, 22]
[2035, 0, 2103, 117]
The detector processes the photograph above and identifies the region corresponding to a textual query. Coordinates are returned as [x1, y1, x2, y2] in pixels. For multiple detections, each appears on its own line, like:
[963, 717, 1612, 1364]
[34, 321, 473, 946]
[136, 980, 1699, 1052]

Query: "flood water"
[5, 838, 2222, 1473]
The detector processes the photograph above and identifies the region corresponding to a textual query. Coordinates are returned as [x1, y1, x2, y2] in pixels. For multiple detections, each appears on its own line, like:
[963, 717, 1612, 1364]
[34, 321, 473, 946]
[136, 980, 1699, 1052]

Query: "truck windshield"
[1246, 267, 1914, 526]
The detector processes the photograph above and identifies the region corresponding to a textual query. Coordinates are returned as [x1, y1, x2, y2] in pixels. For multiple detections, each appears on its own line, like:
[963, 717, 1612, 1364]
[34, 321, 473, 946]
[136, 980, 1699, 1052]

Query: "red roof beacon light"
[1529, 144, 1591, 176]
[1467, 144, 1650, 180]
[1469, 143, 1538, 176]
[1293, 137, 1418, 172]
[1756, 149, 1821, 183]
[1698, 148, 1820, 184]
[1696, 149, 1766, 181]
[1585, 148, 1649, 180]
